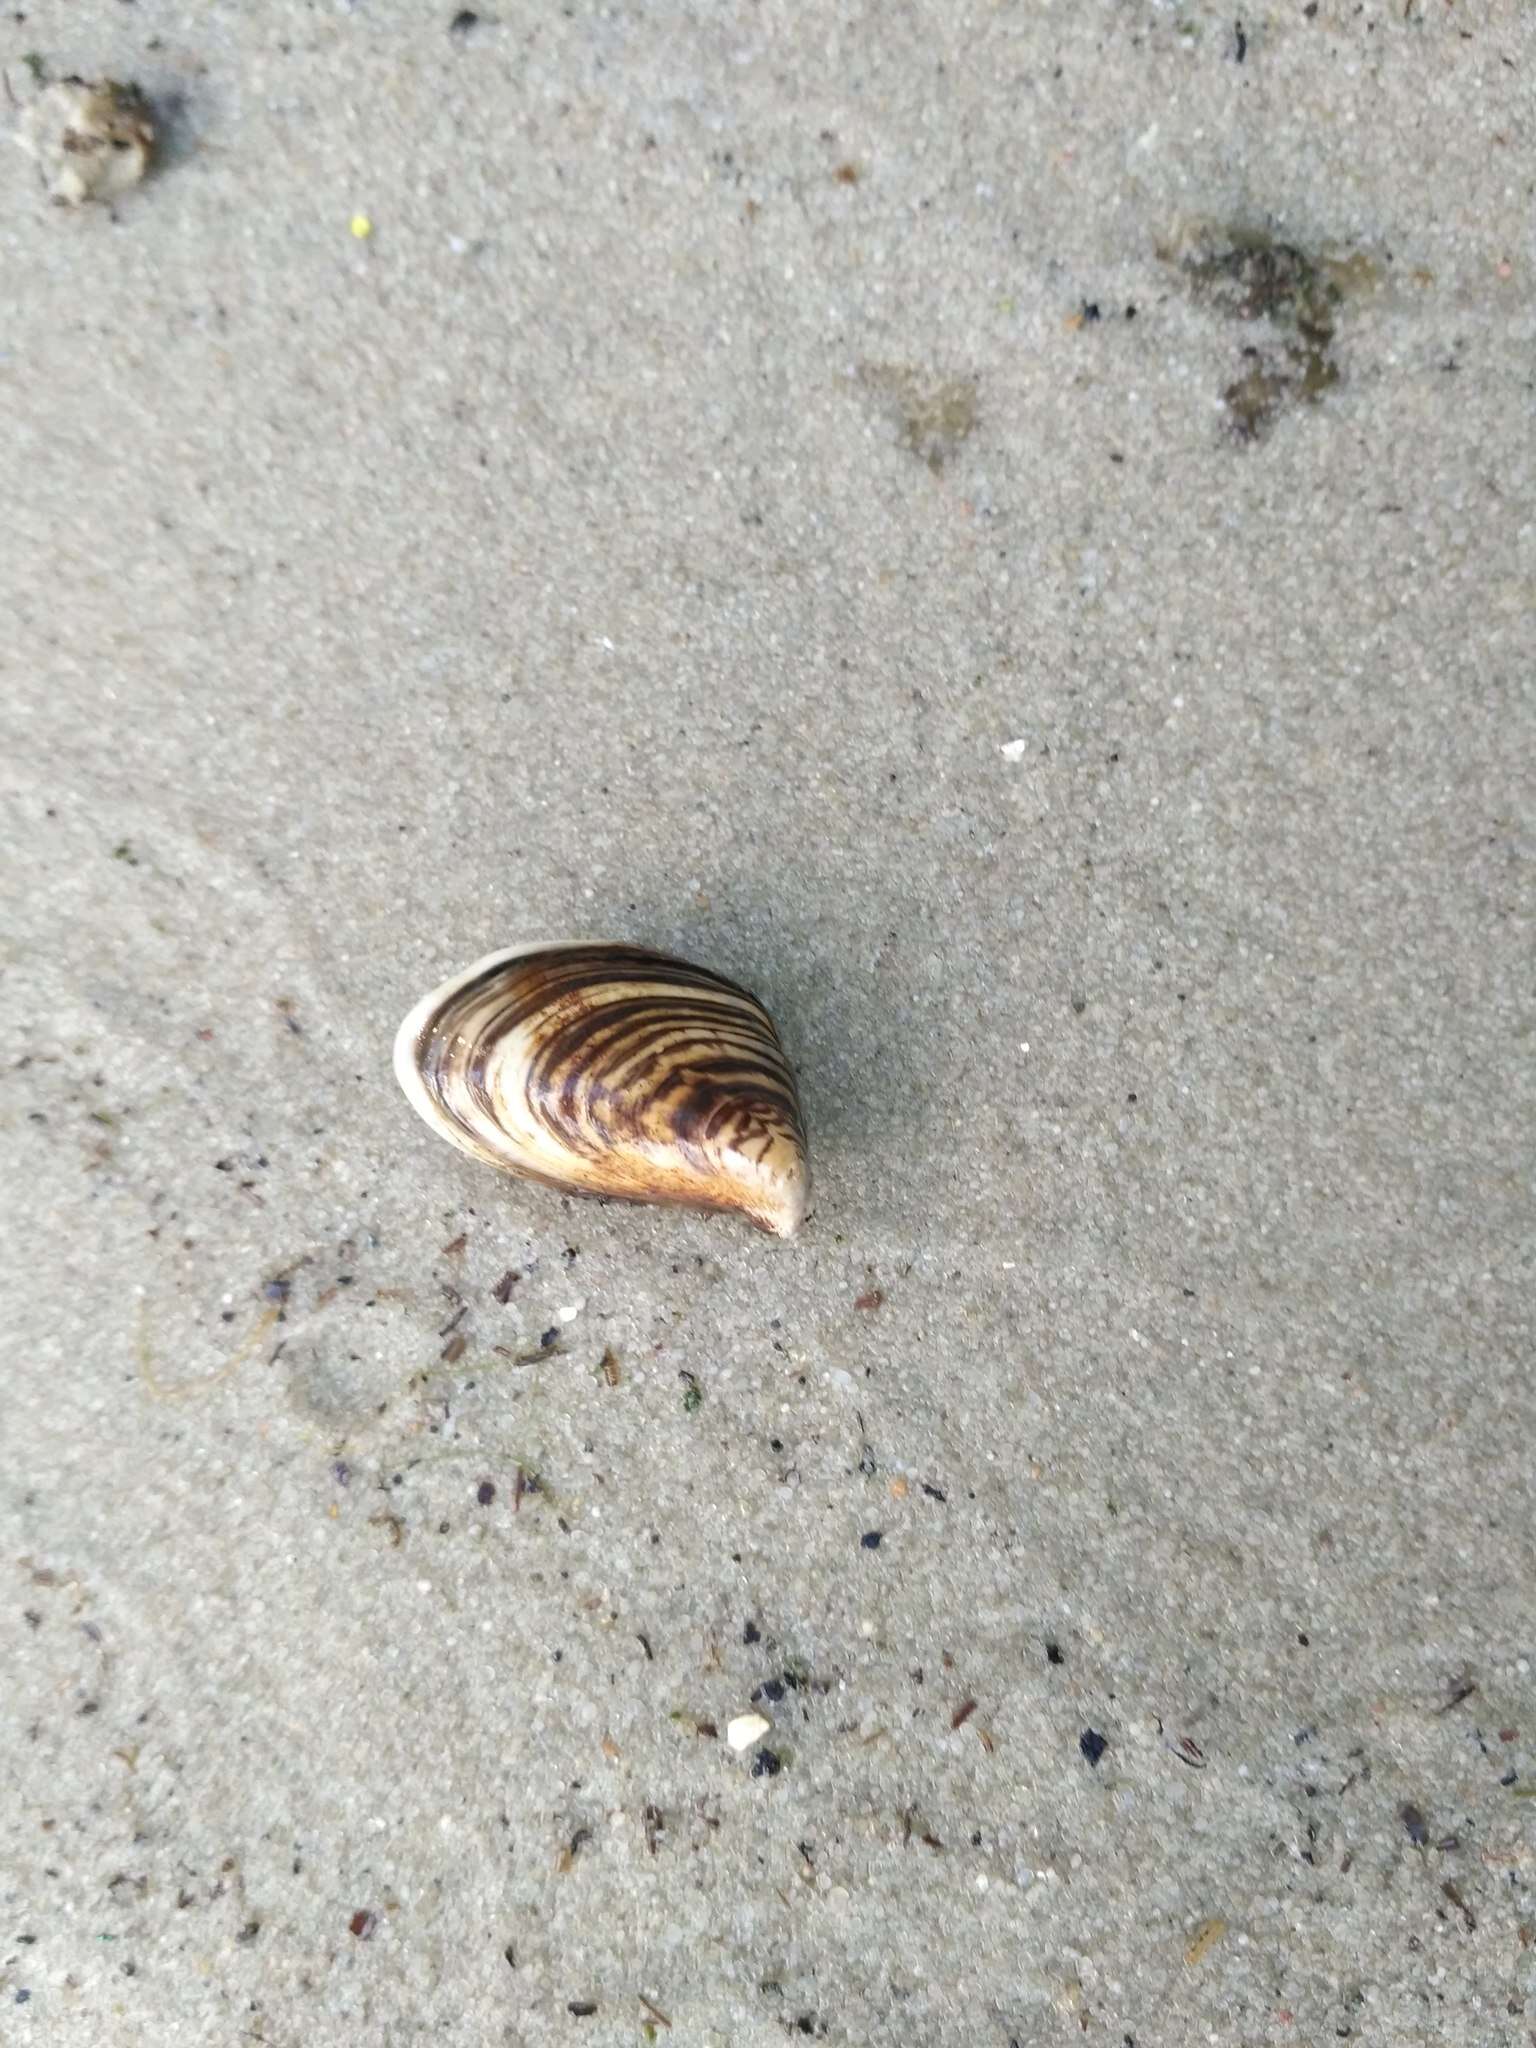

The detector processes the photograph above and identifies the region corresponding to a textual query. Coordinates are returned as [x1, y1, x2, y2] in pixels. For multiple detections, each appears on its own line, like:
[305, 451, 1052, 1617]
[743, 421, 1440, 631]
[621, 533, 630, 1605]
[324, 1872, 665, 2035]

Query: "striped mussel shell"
[393, 942, 809, 1237]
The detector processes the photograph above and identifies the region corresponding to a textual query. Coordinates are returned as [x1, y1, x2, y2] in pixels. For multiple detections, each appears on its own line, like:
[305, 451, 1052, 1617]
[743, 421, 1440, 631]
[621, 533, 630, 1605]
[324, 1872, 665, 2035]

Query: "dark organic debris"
[1170, 225, 1374, 441]
[1080, 1728, 1108, 1767]
[752, 1748, 783, 1778]
[1441, 1879, 1476, 1932]
[1399, 1802, 1430, 1846]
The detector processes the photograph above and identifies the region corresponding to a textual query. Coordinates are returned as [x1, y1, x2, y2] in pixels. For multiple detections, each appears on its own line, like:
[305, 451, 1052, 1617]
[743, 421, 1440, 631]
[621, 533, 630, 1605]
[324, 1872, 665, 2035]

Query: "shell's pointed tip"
[752, 1163, 809, 1238]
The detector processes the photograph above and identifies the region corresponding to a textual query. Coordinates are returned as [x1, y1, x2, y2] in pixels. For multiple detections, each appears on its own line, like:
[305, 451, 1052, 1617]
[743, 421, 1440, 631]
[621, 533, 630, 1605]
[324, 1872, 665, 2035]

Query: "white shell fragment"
[15, 77, 154, 207]
[726, 1713, 772, 1753]
[395, 941, 810, 1237]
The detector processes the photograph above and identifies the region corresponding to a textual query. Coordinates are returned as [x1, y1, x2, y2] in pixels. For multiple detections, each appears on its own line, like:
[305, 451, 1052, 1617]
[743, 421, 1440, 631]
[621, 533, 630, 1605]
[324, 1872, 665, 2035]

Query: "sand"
[2, 2, 1533, 2041]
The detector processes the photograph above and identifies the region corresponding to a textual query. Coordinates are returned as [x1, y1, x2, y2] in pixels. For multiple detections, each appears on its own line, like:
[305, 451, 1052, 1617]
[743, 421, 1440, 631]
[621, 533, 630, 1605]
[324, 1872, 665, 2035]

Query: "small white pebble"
[726, 1713, 771, 1752]
[556, 1300, 585, 1323]
[16, 78, 154, 206]
[999, 738, 1028, 762]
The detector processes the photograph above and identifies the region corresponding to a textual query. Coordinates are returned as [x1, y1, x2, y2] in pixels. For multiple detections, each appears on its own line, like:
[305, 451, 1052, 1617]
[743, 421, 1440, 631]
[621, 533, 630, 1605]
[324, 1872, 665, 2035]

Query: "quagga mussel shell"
[393, 942, 809, 1237]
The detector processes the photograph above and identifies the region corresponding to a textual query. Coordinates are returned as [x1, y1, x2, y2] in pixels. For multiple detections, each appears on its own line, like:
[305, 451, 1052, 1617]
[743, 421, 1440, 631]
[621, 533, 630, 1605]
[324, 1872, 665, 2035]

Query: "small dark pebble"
[503, 1943, 516, 1968]
[476, 1480, 496, 1506]
[1080, 1729, 1108, 1766]
[349, 1909, 376, 1939]
[491, 1270, 517, 1303]
[752, 1748, 783, 1778]
[1081, 301, 1101, 321]
[1399, 1802, 1429, 1846]
[568, 2001, 598, 2017]
[754, 1678, 786, 1704]
[262, 1278, 291, 1303]
[15, 1990, 31, 2004]
[1045, 1641, 1064, 1666]
[237, 1920, 261, 1945]
[449, 8, 479, 30]
[743, 1620, 761, 1644]
[540, 1327, 558, 1348]
[860, 1531, 883, 1550]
